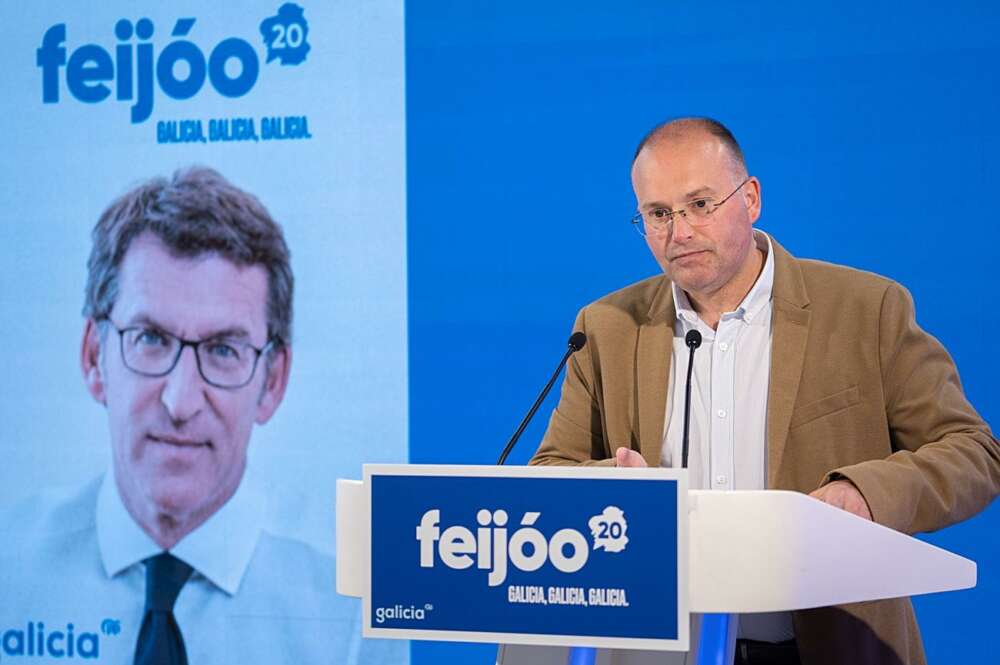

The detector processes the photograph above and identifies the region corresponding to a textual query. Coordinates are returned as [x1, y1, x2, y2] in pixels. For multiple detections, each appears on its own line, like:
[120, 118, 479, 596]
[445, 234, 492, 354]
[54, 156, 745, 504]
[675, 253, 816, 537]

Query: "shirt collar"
[672, 230, 775, 326]
[97, 469, 264, 596]
[97, 472, 161, 579]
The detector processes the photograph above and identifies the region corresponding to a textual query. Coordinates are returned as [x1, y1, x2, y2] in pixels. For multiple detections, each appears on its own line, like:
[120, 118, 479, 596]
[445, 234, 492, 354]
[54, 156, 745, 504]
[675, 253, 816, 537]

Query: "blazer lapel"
[636, 278, 675, 467]
[766, 239, 811, 488]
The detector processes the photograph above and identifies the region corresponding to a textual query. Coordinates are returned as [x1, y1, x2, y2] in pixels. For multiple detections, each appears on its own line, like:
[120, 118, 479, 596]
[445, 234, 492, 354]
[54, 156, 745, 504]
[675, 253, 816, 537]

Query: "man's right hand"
[615, 447, 648, 467]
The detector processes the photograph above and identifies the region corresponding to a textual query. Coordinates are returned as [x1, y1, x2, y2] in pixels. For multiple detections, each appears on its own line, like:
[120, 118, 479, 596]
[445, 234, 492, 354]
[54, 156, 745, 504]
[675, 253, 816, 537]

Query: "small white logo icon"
[588, 506, 629, 553]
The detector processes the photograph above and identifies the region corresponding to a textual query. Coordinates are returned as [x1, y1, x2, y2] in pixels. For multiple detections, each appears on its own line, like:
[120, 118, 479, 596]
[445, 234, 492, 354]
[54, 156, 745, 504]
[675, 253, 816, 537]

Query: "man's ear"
[256, 345, 291, 425]
[81, 319, 107, 405]
[745, 176, 762, 224]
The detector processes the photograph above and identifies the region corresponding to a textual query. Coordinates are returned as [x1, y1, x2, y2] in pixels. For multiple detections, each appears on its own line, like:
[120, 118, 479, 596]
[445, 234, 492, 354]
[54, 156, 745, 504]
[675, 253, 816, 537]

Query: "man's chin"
[146, 481, 217, 521]
[666, 270, 713, 294]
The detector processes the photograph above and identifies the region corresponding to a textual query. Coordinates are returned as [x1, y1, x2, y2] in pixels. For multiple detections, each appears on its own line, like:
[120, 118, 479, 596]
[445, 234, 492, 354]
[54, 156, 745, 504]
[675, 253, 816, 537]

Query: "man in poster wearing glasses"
[0, 167, 398, 664]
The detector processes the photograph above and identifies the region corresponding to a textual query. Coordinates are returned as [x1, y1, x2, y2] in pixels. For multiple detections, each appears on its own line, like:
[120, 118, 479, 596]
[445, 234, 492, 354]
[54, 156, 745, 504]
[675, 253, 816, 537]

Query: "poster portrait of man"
[0, 168, 403, 663]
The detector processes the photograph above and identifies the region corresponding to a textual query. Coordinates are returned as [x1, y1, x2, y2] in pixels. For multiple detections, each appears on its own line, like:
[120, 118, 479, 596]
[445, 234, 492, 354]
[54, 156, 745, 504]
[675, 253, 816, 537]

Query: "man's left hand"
[809, 479, 873, 521]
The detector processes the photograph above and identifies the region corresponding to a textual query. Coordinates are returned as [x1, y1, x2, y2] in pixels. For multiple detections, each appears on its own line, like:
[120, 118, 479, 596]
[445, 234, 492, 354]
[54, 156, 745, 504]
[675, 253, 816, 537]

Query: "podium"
[336, 465, 975, 664]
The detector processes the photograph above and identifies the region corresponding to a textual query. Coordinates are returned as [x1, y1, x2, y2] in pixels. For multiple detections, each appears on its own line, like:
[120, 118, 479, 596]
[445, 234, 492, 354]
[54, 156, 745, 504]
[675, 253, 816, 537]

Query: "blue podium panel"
[363, 465, 689, 651]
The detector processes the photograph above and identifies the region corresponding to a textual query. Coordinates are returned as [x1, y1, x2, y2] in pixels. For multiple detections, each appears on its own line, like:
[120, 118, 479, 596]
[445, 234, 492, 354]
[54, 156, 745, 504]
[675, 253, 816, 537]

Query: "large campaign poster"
[1, 2, 406, 662]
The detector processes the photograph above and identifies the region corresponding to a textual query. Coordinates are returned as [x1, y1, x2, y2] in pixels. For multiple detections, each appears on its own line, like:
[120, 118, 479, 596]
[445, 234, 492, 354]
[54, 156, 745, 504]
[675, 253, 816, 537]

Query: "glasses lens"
[122, 328, 179, 375]
[642, 210, 673, 236]
[197, 340, 256, 387]
[687, 198, 714, 220]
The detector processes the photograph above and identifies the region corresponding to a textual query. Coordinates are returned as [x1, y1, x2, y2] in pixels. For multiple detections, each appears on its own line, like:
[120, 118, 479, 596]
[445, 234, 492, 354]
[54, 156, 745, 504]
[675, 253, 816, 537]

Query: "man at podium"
[530, 118, 1000, 665]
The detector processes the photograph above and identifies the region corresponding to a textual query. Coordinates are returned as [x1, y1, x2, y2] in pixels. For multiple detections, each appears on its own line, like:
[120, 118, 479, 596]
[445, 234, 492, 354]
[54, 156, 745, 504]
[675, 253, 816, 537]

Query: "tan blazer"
[530, 237, 1000, 665]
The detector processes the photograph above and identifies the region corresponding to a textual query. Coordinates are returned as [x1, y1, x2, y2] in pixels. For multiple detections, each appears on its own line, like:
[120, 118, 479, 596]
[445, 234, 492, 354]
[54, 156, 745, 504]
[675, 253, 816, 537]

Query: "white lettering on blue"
[415, 509, 589, 586]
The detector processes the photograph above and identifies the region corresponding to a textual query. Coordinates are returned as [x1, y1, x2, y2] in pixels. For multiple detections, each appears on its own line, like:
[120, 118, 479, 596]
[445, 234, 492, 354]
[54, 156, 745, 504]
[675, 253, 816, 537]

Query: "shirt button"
[715, 475, 727, 485]
[719, 342, 729, 351]
[717, 409, 727, 418]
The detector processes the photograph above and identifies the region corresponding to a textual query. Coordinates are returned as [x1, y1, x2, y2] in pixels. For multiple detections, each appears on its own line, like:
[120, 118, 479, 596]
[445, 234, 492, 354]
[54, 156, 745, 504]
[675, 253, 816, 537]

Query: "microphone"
[681, 329, 702, 470]
[496, 332, 587, 465]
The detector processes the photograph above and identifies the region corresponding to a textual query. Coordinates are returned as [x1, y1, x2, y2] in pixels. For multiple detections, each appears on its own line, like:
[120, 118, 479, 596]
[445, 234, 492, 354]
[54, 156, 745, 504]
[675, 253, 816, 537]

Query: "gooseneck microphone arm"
[496, 332, 587, 465]
[681, 329, 702, 470]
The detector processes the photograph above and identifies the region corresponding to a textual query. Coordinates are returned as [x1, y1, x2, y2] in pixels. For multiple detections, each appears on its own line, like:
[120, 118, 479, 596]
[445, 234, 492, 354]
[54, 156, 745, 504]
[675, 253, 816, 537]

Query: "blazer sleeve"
[826, 282, 1000, 534]
[530, 307, 615, 467]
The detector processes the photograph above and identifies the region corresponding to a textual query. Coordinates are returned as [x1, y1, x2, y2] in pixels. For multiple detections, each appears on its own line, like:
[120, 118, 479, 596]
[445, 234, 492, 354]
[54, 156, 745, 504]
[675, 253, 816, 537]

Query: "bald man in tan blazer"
[530, 118, 1000, 665]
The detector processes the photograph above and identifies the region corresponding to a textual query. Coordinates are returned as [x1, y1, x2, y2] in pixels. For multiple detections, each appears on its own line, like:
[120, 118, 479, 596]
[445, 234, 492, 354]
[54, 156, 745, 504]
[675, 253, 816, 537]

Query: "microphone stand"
[496, 332, 586, 465]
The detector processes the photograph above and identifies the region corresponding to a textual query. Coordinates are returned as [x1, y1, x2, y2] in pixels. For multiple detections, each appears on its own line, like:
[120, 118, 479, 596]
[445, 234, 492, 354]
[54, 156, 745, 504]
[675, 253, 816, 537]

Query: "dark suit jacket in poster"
[530, 235, 1000, 665]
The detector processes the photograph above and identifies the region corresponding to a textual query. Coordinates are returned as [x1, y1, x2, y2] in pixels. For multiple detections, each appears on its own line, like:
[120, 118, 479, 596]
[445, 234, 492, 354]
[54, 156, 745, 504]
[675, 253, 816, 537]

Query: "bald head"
[633, 117, 747, 182]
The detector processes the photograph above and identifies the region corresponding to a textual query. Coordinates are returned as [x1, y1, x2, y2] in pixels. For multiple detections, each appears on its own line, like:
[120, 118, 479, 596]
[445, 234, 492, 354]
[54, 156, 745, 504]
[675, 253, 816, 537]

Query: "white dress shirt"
[660, 231, 794, 642]
[0, 472, 404, 664]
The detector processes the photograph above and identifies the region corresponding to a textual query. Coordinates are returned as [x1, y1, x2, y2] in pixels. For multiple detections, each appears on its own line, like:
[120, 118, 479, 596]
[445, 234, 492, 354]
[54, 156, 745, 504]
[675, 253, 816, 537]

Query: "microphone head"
[568, 332, 587, 352]
[685, 329, 702, 349]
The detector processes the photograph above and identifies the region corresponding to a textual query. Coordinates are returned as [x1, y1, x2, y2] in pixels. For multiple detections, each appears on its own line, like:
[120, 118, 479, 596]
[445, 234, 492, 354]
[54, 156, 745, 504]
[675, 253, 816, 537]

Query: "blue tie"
[134, 553, 193, 665]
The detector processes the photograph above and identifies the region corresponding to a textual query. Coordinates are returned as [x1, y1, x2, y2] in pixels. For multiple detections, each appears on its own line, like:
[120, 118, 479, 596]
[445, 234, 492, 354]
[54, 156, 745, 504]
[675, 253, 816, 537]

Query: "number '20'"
[597, 521, 622, 538]
[271, 23, 304, 48]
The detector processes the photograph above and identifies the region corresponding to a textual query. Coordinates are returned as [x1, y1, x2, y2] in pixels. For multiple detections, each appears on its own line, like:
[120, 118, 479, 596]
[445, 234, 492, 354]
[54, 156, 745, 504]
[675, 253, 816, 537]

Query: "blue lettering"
[157, 119, 207, 143]
[157, 40, 206, 100]
[262, 115, 312, 140]
[208, 38, 259, 98]
[66, 44, 113, 103]
[132, 18, 155, 123]
[209, 117, 258, 142]
[77, 632, 99, 659]
[1, 622, 104, 659]
[3, 628, 25, 655]
[37, 24, 67, 102]
[38, 16, 268, 124]
[115, 19, 134, 100]
[47, 630, 66, 658]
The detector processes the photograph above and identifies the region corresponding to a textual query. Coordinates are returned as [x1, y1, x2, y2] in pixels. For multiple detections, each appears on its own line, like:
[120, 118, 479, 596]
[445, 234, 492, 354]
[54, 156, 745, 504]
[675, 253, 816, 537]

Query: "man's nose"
[669, 212, 695, 242]
[160, 346, 207, 423]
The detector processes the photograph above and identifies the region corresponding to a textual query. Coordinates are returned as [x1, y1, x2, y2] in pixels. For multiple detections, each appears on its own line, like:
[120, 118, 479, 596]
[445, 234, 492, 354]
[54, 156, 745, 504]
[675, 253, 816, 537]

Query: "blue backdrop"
[407, 1, 1000, 663]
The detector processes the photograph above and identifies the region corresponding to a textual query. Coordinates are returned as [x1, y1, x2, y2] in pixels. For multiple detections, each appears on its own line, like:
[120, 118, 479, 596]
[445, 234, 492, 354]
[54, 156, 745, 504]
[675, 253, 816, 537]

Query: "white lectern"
[336, 466, 975, 664]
